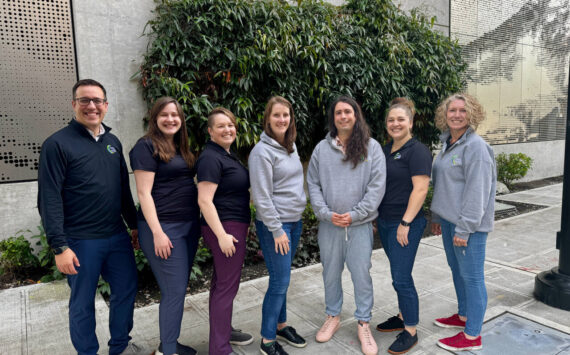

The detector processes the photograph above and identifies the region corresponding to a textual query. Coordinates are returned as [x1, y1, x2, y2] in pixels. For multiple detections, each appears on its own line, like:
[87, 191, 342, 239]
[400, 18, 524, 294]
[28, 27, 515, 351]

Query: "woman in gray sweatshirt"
[430, 93, 496, 352]
[249, 96, 307, 355]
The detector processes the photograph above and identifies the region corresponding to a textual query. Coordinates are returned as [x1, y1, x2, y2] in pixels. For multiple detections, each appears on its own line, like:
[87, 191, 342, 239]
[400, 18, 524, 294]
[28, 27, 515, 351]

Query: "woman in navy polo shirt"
[197, 107, 251, 355]
[375, 98, 432, 354]
[129, 97, 200, 355]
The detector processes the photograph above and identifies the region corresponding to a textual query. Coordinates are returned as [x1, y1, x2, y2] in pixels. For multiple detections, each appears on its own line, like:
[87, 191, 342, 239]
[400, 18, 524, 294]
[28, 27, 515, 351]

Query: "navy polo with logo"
[378, 137, 432, 221]
[38, 119, 138, 248]
[196, 140, 251, 224]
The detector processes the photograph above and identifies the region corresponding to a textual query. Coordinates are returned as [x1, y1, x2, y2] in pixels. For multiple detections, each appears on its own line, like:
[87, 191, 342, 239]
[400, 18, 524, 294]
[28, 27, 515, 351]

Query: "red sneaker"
[434, 314, 466, 328]
[437, 332, 482, 351]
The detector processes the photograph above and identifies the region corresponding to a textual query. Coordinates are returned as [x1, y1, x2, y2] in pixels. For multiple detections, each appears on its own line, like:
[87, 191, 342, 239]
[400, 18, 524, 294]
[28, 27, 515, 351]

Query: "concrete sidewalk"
[1, 184, 569, 354]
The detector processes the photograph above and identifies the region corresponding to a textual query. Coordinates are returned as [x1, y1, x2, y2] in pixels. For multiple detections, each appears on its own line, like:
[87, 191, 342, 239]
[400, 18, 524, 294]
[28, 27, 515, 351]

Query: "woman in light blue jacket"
[249, 96, 307, 355]
[430, 93, 496, 352]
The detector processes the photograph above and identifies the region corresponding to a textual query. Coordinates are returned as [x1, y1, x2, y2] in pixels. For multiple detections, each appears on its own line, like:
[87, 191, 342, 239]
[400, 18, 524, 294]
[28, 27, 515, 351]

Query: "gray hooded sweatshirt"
[249, 132, 307, 238]
[307, 133, 386, 225]
[430, 127, 496, 241]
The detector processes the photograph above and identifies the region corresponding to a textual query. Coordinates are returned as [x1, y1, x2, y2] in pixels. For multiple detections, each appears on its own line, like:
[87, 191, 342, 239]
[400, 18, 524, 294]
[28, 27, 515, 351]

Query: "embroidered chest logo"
[394, 152, 402, 160]
[106, 145, 117, 154]
[451, 154, 461, 166]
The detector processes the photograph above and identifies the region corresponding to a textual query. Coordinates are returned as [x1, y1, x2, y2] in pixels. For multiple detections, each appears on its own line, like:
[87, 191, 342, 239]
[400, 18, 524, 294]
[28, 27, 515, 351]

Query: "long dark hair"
[263, 96, 296, 154]
[328, 96, 370, 168]
[145, 96, 195, 167]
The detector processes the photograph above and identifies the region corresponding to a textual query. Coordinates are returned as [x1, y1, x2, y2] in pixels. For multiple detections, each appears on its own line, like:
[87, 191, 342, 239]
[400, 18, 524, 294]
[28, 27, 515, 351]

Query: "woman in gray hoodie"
[249, 96, 307, 355]
[430, 93, 496, 352]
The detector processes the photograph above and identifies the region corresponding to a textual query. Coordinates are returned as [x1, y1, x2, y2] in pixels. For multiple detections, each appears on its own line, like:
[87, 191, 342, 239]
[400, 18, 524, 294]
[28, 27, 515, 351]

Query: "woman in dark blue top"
[129, 97, 199, 355]
[375, 98, 432, 355]
[196, 107, 251, 355]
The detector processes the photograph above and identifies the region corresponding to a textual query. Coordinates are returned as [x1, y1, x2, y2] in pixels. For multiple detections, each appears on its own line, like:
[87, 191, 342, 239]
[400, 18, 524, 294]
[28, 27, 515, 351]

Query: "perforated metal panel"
[0, 0, 76, 183]
[451, 0, 569, 145]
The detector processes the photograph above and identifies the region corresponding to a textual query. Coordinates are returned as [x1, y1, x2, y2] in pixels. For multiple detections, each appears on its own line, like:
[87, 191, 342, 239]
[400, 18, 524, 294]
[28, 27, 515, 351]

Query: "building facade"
[0, 0, 567, 239]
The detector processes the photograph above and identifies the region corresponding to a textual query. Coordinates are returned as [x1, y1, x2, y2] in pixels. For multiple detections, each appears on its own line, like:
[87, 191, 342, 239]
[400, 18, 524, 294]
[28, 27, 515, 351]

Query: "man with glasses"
[38, 79, 145, 355]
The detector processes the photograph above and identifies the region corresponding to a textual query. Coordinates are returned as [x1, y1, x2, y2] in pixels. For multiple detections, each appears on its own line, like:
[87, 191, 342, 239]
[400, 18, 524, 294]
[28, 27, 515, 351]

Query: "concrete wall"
[0, 1, 153, 240]
[394, 0, 449, 35]
[72, 0, 153, 156]
[493, 140, 565, 182]
[0, 0, 563, 240]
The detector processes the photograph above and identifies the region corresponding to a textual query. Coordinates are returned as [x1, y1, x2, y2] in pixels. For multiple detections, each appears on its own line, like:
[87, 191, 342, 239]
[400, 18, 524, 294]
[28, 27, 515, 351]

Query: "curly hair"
[328, 96, 370, 168]
[263, 96, 296, 154]
[434, 93, 486, 132]
[145, 96, 195, 167]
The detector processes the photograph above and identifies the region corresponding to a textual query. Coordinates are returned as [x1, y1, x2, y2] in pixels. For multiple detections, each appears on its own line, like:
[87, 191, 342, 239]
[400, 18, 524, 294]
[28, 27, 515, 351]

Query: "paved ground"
[1, 183, 569, 354]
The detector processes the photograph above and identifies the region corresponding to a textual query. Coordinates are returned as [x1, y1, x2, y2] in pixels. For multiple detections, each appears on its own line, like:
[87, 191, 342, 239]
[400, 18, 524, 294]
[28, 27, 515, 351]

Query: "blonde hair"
[434, 93, 485, 132]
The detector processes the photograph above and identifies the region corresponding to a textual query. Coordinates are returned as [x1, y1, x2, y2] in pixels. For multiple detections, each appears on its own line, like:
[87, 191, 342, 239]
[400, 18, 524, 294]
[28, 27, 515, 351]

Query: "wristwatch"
[400, 220, 411, 227]
[53, 245, 69, 255]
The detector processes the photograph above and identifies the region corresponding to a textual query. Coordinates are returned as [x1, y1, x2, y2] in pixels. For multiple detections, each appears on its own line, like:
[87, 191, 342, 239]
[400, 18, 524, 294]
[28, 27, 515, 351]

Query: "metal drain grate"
[452, 312, 570, 354]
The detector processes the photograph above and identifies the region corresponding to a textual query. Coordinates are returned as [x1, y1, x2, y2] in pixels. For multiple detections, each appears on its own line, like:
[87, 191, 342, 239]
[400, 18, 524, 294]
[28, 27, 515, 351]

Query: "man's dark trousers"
[66, 230, 138, 355]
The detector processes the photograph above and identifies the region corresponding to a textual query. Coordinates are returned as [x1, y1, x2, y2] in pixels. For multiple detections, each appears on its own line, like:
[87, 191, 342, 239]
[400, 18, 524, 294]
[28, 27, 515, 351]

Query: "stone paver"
[1, 183, 568, 354]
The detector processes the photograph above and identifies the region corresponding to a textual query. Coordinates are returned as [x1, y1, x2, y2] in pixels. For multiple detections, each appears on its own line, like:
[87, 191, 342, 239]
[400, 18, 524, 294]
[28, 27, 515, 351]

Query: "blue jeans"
[139, 220, 200, 355]
[377, 216, 426, 326]
[67, 230, 138, 355]
[440, 219, 488, 336]
[256, 220, 302, 340]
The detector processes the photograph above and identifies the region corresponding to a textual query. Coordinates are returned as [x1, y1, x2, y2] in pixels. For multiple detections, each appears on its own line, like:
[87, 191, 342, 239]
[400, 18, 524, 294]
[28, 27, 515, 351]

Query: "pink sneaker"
[437, 331, 482, 351]
[434, 314, 466, 329]
[316, 315, 340, 343]
[357, 321, 378, 355]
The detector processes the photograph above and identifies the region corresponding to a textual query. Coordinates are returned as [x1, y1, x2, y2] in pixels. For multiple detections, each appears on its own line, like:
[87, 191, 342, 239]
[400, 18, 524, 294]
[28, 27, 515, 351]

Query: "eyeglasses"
[74, 97, 107, 106]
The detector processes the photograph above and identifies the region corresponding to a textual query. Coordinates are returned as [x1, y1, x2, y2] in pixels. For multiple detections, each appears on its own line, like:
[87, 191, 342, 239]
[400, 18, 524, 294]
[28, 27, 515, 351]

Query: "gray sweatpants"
[317, 221, 374, 322]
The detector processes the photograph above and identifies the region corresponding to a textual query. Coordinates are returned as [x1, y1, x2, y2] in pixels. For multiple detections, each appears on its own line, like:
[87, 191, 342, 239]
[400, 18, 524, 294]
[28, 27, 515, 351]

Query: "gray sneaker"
[230, 327, 254, 346]
[119, 342, 151, 355]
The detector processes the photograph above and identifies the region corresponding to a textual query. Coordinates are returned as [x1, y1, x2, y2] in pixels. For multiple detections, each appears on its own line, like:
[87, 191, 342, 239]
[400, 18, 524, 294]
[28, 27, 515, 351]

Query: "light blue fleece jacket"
[430, 127, 497, 241]
[248, 132, 307, 238]
[307, 133, 386, 225]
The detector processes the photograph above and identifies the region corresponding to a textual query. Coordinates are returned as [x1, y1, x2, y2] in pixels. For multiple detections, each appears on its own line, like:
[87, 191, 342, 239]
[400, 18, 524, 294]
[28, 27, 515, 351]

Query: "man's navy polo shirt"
[129, 138, 200, 222]
[196, 140, 251, 224]
[378, 137, 432, 221]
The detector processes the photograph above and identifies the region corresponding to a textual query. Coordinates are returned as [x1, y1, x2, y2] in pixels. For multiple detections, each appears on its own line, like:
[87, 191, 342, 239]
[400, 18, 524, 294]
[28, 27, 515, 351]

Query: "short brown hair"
[263, 96, 297, 154]
[207, 107, 236, 127]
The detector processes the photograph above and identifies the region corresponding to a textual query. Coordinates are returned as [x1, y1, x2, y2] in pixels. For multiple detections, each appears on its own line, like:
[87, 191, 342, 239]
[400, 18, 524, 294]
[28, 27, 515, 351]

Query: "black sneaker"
[260, 340, 289, 355]
[376, 315, 405, 332]
[157, 341, 197, 355]
[388, 330, 418, 355]
[230, 327, 254, 346]
[276, 326, 307, 348]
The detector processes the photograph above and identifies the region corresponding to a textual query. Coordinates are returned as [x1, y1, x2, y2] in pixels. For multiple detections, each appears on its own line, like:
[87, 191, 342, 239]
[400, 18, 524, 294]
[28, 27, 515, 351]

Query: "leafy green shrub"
[191, 240, 213, 280]
[139, 0, 466, 159]
[97, 277, 111, 296]
[0, 234, 38, 273]
[496, 153, 533, 189]
[32, 226, 64, 282]
[243, 202, 320, 267]
[423, 184, 433, 212]
[293, 203, 320, 266]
